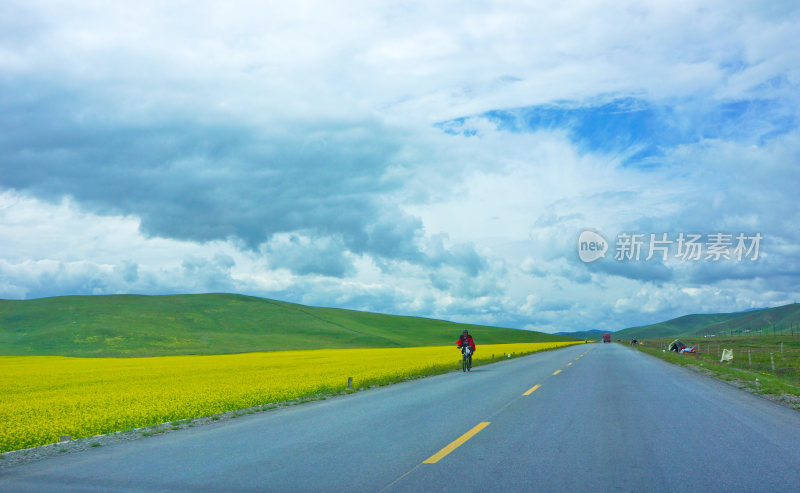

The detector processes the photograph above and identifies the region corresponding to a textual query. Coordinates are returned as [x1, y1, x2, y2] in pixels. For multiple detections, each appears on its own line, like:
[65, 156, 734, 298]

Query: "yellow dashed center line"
[384, 346, 594, 490]
[424, 422, 491, 464]
[523, 384, 541, 396]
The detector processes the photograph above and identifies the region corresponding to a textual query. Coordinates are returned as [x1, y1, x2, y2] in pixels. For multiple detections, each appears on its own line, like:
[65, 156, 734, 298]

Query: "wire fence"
[634, 336, 800, 381]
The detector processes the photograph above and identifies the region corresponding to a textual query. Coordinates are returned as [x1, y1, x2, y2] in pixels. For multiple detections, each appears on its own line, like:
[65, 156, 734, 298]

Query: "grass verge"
[632, 344, 800, 411]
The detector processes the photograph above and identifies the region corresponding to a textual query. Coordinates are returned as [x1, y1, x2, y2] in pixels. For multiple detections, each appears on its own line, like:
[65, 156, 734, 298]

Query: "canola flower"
[0, 342, 580, 453]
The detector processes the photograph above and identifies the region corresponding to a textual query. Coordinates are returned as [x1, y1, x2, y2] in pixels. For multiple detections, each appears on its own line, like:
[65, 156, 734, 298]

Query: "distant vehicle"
[603, 333, 611, 343]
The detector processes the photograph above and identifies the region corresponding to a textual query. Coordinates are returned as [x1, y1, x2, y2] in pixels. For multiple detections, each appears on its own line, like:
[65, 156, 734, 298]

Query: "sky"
[1, 0, 799, 333]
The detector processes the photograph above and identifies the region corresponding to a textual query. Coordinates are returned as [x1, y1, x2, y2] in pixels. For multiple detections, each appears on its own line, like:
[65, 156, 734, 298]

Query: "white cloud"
[0, 1, 798, 332]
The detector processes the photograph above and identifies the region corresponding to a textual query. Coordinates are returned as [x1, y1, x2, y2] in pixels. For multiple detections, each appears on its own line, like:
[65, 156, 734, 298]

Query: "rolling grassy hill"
[0, 294, 574, 357]
[615, 303, 800, 340]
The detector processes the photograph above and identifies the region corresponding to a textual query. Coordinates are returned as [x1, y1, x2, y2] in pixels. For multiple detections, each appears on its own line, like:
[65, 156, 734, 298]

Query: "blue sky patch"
[439, 96, 796, 168]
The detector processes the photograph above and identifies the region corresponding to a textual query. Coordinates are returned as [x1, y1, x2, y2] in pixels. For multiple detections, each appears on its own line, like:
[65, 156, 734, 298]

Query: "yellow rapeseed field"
[0, 342, 579, 453]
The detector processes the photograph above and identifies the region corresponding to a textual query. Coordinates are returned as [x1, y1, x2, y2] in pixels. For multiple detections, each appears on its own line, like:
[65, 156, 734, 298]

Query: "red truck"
[602, 333, 611, 343]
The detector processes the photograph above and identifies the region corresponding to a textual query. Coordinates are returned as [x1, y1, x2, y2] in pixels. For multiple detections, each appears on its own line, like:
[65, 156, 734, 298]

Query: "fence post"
[347, 377, 353, 389]
[780, 342, 783, 354]
[770, 353, 775, 372]
[748, 349, 751, 368]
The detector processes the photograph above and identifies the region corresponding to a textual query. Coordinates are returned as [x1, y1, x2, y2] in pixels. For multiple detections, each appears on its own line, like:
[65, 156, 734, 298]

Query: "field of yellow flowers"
[0, 342, 579, 453]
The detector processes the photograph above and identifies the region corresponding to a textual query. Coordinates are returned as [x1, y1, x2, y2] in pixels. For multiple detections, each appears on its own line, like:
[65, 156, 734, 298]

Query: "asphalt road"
[2, 343, 800, 492]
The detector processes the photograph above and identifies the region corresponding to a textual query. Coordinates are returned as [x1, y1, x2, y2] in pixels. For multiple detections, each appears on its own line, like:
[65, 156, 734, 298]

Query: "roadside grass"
[636, 335, 800, 380]
[631, 341, 800, 410]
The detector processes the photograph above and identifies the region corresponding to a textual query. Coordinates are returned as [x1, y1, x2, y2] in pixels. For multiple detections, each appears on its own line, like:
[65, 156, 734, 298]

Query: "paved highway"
[2, 343, 799, 492]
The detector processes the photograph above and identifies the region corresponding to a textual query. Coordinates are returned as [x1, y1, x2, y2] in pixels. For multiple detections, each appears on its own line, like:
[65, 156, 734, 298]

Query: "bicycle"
[460, 344, 472, 372]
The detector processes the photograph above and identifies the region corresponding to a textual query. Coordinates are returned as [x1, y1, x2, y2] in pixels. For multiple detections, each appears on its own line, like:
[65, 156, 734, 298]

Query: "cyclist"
[456, 329, 476, 367]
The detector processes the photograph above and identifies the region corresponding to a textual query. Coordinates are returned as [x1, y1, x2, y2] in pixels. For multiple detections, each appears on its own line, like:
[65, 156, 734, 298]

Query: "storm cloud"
[1, 1, 799, 332]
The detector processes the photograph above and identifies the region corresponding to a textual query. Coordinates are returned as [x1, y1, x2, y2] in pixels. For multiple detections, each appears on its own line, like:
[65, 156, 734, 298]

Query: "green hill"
[615, 303, 800, 340]
[694, 303, 800, 336]
[0, 294, 573, 357]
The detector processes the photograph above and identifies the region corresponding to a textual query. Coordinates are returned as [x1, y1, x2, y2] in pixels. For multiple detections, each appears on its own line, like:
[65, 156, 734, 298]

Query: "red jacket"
[456, 334, 476, 352]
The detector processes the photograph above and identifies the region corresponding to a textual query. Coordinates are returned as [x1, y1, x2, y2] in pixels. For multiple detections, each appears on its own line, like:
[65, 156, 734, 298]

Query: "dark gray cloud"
[1, 86, 387, 241]
[0, 75, 500, 282]
[2, 0, 799, 334]
[263, 234, 355, 278]
[0, 77, 467, 275]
